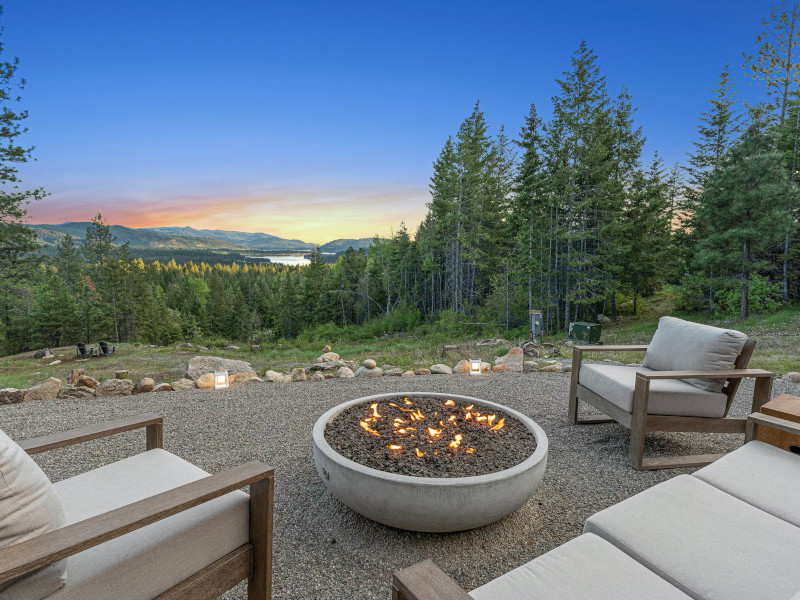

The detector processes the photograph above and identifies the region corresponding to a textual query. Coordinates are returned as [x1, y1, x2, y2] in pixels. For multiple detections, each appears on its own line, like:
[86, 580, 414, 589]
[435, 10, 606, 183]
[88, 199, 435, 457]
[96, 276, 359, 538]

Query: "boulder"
[322, 345, 332, 353]
[171, 378, 196, 391]
[561, 364, 572, 373]
[415, 368, 432, 376]
[186, 356, 256, 382]
[596, 314, 612, 324]
[230, 371, 262, 385]
[337, 367, 354, 378]
[430, 364, 453, 375]
[25, 377, 63, 402]
[401, 370, 415, 377]
[309, 359, 347, 371]
[225, 345, 240, 351]
[133, 377, 155, 394]
[355, 366, 383, 378]
[494, 347, 524, 373]
[67, 369, 84, 385]
[522, 342, 541, 357]
[324, 373, 335, 380]
[250, 344, 261, 352]
[453, 360, 470, 375]
[492, 364, 510, 372]
[77, 375, 98, 389]
[291, 367, 307, 382]
[153, 383, 174, 392]
[318, 352, 340, 362]
[265, 370, 290, 383]
[59, 385, 96, 399]
[540, 364, 561, 372]
[0, 388, 25, 405]
[196, 373, 215, 389]
[363, 359, 377, 369]
[524, 361, 539, 373]
[48, 360, 62, 366]
[784, 372, 800, 384]
[97, 378, 135, 396]
[343, 360, 358, 370]
[481, 361, 492, 373]
[384, 368, 403, 377]
[308, 372, 325, 382]
[34, 348, 53, 359]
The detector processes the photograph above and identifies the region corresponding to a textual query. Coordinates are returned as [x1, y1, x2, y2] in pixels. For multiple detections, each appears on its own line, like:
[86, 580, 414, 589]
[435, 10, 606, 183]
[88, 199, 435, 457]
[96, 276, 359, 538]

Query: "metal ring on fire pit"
[312, 392, 548, 532]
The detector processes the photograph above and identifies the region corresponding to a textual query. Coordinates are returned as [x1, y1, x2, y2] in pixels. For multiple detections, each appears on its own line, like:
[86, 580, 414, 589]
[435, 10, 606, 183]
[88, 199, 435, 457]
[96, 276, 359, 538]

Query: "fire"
[415, 448, 425, 457]
[449, 434, 463, 451]
[444, 399, 455, 407]
[360, 421, 381, 437]
[427, 427, 442, 438]
[404, 398, 413, 405]
[370, 403, 381, 419]
[466, 448, 475, 454]
[387, 445, 403, 451]
[490, 418, 505, 431]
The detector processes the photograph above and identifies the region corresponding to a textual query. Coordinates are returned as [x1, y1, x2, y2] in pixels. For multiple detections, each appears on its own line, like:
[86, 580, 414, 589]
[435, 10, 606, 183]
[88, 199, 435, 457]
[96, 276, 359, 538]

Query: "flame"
[476, 416, 487, 422]
[448, 415, 457, 422]
[415, 448, 424, 457]
[490, 418, 505, 431]
[360, 421, 381, 437]
[387, 445, 403, 451]
[404, 398, 413, 405]
[465, 412, 472, 421]
[389, 403, 414, 413]
[487, 415, 496, 427]
[444, 399, 455, 407]
[466, 448, 475, 454]
[427, 427, 442, 438]
[370, 403, 381, 419]
[466, 404, 474, 410]
[449, 434, 463, 451]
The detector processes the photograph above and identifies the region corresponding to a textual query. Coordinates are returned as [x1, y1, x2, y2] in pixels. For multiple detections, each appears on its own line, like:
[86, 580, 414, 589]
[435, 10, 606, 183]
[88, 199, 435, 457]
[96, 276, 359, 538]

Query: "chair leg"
[248, 475, 274, 600]
[628, 376, 649, 470]
[568, 349, 582, 424]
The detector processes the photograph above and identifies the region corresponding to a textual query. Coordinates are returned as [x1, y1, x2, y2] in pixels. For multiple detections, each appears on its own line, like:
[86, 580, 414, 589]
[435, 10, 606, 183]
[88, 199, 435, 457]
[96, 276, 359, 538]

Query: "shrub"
[712, 274, 784, 317]
[674, 272, 708, 312]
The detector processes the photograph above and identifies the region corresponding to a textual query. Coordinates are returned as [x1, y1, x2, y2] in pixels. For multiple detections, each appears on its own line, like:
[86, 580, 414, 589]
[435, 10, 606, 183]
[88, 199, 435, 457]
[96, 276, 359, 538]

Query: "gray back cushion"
[642, 317, 748, 393]
[0, 428, 67, 599]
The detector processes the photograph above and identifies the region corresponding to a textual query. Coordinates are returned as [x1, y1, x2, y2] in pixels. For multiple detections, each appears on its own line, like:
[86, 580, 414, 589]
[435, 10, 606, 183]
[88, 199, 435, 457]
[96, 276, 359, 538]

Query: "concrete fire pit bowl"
[312, 392, 549, 532]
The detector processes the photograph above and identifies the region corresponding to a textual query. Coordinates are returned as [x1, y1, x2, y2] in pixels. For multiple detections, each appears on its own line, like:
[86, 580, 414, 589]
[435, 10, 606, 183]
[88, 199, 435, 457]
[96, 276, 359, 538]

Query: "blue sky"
[5, 0, 772, 242]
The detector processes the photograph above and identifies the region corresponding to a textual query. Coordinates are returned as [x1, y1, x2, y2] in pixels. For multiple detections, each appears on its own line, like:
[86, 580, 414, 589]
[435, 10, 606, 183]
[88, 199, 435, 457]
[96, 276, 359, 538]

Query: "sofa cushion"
[579, 364, 728, 418]
[642, 316, 747, 393]
[49, 449, 249, 600]
[469, 533, 690, 600]
[584, 474, 800, 600]
[0, 428, 67, 600]
[694, 440, 800, 528]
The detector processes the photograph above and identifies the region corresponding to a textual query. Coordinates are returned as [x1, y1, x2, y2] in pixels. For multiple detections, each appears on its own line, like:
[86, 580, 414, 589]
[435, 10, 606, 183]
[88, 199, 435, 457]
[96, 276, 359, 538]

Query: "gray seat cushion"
[584, 474, 800, 600]
[694, 441, 800, 528]
[469, 533, 690, 600]
[0, 429, 67, 600]
[579, 364, 728, 418]
[49, 449, 249, 600]
[642, 316, 747, 393]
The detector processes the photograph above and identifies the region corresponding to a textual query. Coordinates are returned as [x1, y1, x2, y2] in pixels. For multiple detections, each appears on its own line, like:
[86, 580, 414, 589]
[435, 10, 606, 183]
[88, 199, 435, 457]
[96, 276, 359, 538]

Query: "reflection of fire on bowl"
[313, 392, 548, 532]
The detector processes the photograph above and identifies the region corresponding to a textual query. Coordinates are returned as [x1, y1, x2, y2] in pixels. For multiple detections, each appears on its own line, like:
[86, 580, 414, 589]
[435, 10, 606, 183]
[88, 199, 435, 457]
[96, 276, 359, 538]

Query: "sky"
[4, 0, 774, 244]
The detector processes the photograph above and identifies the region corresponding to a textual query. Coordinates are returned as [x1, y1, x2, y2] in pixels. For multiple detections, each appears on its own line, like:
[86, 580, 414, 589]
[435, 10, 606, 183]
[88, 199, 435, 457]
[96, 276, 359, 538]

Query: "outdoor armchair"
[568, 316, 774, 469]
[0, 413, 273, 600]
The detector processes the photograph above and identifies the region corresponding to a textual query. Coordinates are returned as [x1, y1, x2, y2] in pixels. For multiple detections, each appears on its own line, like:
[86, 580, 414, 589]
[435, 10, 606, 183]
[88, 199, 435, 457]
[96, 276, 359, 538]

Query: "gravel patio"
[4, 373, 799, 599]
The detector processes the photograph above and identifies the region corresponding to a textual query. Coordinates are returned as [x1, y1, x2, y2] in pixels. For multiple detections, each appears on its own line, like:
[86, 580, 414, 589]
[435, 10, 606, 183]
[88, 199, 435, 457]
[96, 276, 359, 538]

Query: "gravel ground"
[4, 373, 799, 599]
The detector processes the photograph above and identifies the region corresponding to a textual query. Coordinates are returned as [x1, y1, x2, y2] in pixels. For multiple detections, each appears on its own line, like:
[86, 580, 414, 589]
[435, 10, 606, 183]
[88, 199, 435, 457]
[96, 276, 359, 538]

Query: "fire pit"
[312, 392, 548, 532]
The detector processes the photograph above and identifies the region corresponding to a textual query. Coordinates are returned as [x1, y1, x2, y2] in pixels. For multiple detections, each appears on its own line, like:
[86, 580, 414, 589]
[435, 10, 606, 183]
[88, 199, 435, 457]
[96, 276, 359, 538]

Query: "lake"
[246, 255, 310, 266]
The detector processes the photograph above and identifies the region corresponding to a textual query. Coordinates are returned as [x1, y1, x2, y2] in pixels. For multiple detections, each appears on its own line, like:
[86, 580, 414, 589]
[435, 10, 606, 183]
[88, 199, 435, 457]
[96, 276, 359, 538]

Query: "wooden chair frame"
[0, 413, 274, 600]
[568, 341, 774, 470]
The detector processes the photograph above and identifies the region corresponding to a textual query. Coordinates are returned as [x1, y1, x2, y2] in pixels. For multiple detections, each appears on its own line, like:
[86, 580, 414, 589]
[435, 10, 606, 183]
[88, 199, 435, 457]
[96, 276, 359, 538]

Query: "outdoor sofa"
[0, 413, 273, 600]
[393, 412, 800, 600]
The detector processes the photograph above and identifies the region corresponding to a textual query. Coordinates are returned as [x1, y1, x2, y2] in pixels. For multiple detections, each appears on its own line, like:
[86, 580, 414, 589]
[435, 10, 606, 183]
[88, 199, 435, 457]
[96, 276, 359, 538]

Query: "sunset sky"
[7, 0, 767, 244]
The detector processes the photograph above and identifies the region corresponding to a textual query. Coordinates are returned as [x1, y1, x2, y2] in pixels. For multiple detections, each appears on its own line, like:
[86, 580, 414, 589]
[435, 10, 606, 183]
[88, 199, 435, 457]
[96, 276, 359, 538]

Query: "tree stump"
[115, 370, 129, 379]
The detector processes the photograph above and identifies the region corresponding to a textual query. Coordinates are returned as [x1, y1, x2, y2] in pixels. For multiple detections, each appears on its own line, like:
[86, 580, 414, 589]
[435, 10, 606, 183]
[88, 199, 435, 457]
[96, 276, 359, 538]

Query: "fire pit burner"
[313, 392, 548, 532]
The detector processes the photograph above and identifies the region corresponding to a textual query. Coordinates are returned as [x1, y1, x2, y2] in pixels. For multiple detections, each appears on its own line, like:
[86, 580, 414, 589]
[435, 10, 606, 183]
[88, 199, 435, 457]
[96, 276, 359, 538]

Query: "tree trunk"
[740, 240, 750, 321]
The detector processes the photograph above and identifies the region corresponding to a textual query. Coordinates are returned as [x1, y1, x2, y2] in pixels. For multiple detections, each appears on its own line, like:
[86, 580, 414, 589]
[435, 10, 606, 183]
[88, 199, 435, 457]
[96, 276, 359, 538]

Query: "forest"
[0, 3, 798, 354]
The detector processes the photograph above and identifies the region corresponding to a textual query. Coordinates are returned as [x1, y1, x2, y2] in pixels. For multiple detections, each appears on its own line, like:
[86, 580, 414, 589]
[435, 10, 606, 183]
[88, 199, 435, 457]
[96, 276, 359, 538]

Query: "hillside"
[319, 238, 374, 253]
[143, 226, 312, 250]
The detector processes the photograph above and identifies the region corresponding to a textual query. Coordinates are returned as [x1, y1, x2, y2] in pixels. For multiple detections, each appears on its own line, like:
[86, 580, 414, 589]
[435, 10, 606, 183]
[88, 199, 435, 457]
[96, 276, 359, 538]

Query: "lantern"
[214, 370, 229, 390]
[469, 359, 482, 376]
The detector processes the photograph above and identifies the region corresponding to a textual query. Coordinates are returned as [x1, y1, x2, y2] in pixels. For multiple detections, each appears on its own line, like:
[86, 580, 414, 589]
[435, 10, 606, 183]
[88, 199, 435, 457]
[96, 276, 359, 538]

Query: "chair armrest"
[574, 345, 649, 352]
[0, 461, 273, 585]
[393, 559, 472, 600]
[746, 412, 800, 442]
[19, 413, 163, 455]
[636, 369, 773, 381]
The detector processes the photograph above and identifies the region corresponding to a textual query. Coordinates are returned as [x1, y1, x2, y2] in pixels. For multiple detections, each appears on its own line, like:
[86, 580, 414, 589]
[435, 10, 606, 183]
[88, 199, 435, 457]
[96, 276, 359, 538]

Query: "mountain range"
[28, 223, 375, 253]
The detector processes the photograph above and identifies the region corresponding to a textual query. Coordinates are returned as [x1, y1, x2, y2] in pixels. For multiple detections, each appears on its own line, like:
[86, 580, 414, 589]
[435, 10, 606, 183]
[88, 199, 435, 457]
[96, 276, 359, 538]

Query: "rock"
[784, 372, 800, 383]
[481, 362, 492, 373]
[430, 364, 453, 375]
[230, 371, 262, 385]
[318, 352, 340, 362]
[58, 385, 95, 399]
[186, 356, 256, 381]
[291, 367, 307, 382]
[384, 368, 403, 377]
[401, 370, 415, 377]
[179, 343, 194, 348]
[476, 338, 511, 347]
[540, 364, 561, 372]
[442, 345, 459, 355]
[522, 342, 541, 357]
[196, 373, 215, 389]
[596, 314, 612, 324]
[492, 364, 510, 372]
[453, 360, 470, 375]
[171, 378, 196, 391]
[355, 366, 383, 378]
[133, 377, 155, 394]
[34, 348, 53, 359]
[97, 378, 135, 396]
[308, 372, 325, 382]
[343, 360, 358, 370]
[67, 369, 84, 385]
[322, 345, 332, 353]
[564, 340, 575, 347]
[115, 370, 129, 379]
[0, 388, 25, 404]
[25, 377, 63, 401]
[198, 346, 209, 352]
[47, 360, 62, 366]
[561, 364, 573, 373]
[250, 344, 261, 352]
[265, 370, 291, 383]
[415, 368, 432, 376]
[225, 345, 240, 351]
[153, 383, 174, 392]
[315, 358, 324, 363]
[524, 361, 539, 373]
[494, 347, 524, 373]
[309, 360, 347, 371]
[324, 373, 335, 380]
[77, 375, 98, 389]
[337, 366, 354, 378]
[363, 359, 377, 369]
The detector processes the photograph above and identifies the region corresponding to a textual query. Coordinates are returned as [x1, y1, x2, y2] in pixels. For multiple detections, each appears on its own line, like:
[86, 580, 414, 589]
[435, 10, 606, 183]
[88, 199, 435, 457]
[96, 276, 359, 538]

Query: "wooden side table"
[754, 394, 800, 454]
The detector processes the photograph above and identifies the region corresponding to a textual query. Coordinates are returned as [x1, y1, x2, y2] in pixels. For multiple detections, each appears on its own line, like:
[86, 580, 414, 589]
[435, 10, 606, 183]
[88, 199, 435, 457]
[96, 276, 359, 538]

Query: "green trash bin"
[568, 321, 602, 344]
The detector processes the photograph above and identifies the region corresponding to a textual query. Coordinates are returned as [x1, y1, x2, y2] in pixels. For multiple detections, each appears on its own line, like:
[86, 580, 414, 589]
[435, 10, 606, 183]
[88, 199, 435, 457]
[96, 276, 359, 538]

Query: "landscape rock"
[522, 342, 541, 357]
[415, 368, 432, 376]
[363, 359, 377, 369]
[453, 360, 471, 375]
[481, 361, 492, 373]
[0, 388, 25, 404]
[291, 367, 307, 382]
[196, 373, 215, 389]
[58, 385, 95, 399]
[324, 373, 335, 380]
[171, 378, 196, 391]
[230, 371, 262, 385]
[25, 377, 63, 402]
[561, 364, 573, 373]
[476, 338, 511, 347]
[308, 372, 325, 382]
[179, 343, 194, 348]
[784, 372, 800, 383]
[596, 314, 612, 324]
[309, 359, 347, 371]
[430, 364, 453, 375]
[77, 375, 98, 389]
[34, 348, 53, 359]
[67, 369, 84, 385]
[186, 356, 256, 381]
[250, 344, 261, 352]
[225, 345, 240, 351]
[153, 383, 174, 392]
[265, 370, 291, 383]
[97, 378, 135, 396]
[492, 364, 510, 372]
[337, 367, 354, 378]
[322, 345, 332, 353]
[133, 377, 155, 394]
[523, 361, 539, 373]
[384, 367, 403, 377]
[198, 346, 209, 352]
[540, 364, 561, 372]
[48, 360, 62, 366]
[318, 352, 340, 362]
[401, 370, 415, 377]
[343, 360, 358, 370]
[494, 347, 524, 373]
[355, 366, 383, 378]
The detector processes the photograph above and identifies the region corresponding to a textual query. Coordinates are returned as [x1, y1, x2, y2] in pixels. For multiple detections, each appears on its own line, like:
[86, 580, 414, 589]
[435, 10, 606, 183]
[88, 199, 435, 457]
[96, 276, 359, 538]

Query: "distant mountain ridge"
[142, 226, 312, 250]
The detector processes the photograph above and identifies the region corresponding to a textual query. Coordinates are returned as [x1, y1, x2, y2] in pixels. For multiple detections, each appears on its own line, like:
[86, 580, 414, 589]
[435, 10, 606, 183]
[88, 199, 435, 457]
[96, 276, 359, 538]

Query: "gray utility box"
[568, 321, 602, 345]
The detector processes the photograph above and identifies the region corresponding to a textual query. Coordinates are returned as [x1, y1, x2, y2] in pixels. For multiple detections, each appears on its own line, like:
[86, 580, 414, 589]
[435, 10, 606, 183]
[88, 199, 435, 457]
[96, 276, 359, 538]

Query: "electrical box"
[529, 310, 543, 342]
[568, 321, 602, 344]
